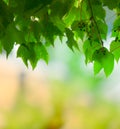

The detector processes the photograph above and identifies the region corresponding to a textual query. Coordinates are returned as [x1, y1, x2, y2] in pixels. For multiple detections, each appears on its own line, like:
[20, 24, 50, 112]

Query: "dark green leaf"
[97, 20, 108, 39]
[65, 28, 79, 50]
[1, 23, 25, 56]
[92, 4, 106, 19]
[102, 0, 119, 9]
[17, 44, 30, 66]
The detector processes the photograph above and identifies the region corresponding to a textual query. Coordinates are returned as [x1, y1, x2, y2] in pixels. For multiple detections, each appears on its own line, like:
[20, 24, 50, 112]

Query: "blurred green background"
[0, 39, 120, 129]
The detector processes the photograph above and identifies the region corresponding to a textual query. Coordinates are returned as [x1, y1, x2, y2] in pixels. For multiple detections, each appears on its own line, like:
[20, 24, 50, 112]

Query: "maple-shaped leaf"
[93, 47, 114, 76]
[17, 42, 48, 69]
[65, 28, 79, 50]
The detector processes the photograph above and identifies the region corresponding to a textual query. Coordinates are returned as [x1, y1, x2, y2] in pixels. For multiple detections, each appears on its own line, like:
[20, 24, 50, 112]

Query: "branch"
[88, 0, 103, 46]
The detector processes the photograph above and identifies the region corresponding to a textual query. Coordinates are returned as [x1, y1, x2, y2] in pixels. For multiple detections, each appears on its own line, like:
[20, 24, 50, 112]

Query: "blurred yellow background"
[0, 42, 120, 129]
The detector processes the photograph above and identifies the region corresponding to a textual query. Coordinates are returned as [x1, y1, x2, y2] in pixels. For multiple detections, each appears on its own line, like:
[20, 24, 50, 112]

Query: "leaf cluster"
[0, 0, 120, 76]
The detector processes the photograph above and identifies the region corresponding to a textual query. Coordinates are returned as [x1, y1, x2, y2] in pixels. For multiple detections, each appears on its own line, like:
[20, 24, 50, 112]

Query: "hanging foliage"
[0, 0, 120, 76]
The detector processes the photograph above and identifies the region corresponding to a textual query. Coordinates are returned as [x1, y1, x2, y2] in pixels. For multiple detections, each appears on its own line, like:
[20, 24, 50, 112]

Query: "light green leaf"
[3, 0, 9, 4]
[63, 7, 80, 27]
[93, 48, 114, 76]
[71, 20, 86, 40]
[110, 40, 120, 62]
[102, 52, 114, 77]
[94, 61, 102, 75]
[83, 40, 101, 63]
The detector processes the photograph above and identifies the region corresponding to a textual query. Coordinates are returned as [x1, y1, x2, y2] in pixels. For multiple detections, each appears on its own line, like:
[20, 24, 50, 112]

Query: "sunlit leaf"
[93, 48, 114, 76]
[110, 40, 120, 62]
[94, 61, 102, 75]
[83, 40, 101, 63]
[0, 0, 119, 75]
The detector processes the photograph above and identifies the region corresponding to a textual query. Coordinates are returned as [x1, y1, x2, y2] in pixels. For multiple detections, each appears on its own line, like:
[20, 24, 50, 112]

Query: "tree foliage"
[0, 0, 120, 76]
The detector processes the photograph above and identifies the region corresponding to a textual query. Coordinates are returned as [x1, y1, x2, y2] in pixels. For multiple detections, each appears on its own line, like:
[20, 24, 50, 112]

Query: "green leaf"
[113, 17, 120, 29]
[111, 16, 120, 38]
[110, 40, 120, 62]
[102, 52, 114, 77]
[93, 48, 114, 76]
[79, 0, 91, 20]
[92, 4, 106, 19]
[71, 20, 86, 40]
[17, 44, 30, 66]
[50, 16, 66, 33]
[0, 21, 5, 38]
[15, 15, 29, 30]
[83, 40, 101, 63]
[50, 0, 74, 19]
[0, 0, 119, 74]
[94, 61, 102, 75]
[0, 41, 3, 53]
[63, 7, 80, 27]
[3, 0, 9, 4]
[102, 0, 119, 9]
[97, 20, 108, 39]
[30, 21, 41, 41]
[17, 42, 48, 69]
[1, 23, 25, 56]
[39, 20, 63, 46]
[29, 43, 49, 68]
[65, 28, 79, 50]
[0, 0, 13, 27]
